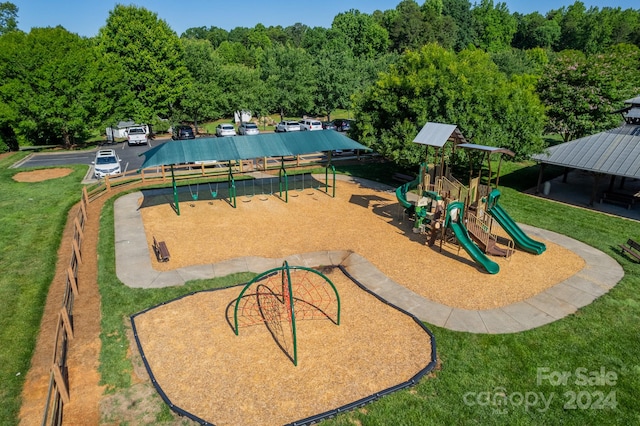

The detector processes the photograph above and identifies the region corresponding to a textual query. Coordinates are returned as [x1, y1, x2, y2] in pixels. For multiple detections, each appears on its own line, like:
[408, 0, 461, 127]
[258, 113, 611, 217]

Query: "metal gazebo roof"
[531, 124, 640, 179]
[139, 131, 370, 169]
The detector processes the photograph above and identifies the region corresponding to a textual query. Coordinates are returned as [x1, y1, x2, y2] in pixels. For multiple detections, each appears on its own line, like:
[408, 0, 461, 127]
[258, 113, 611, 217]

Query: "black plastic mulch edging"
[130, 265, 438, 426]
[285, 265, 438, 426]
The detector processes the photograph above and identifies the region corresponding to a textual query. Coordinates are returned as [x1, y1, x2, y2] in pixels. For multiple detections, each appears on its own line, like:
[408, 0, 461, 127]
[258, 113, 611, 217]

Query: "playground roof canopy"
[139, 131, 370, 169]
[457, 143, 515, 157]
[413, 122, 467, 147]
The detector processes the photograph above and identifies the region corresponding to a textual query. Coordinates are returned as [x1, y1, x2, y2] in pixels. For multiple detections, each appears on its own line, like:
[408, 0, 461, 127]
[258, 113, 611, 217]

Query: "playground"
[124, 125, 594, 424]
[126, 174, 588, 424]
[139, 177, 584, 310]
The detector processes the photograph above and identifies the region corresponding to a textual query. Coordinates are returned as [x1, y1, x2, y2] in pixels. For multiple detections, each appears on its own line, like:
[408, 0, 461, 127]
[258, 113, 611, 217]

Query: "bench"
[392, 173, 414, 183]
[153, 236, 171, 262]
[619, 239, 640, 262]
[600, 191, 636, 210]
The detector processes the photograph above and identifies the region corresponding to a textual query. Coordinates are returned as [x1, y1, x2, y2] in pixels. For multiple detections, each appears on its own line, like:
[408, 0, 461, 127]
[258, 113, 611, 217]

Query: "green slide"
[445, 201, 500, 274]
[487, 189, 546, 255]
[395, 177, 419, 210]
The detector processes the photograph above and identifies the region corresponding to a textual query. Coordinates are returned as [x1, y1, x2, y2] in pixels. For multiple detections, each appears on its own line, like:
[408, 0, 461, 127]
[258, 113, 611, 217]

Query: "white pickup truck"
[126, 126, 149, 146]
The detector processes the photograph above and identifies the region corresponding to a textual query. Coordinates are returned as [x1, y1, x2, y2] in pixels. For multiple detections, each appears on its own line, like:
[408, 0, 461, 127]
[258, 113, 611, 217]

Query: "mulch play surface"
[132, 266, 434, 426]
[140, 179, 585, 310]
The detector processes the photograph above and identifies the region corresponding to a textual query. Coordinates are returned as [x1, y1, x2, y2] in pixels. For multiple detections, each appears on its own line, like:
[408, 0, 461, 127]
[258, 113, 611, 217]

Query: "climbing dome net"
[229, 261, 340, 366]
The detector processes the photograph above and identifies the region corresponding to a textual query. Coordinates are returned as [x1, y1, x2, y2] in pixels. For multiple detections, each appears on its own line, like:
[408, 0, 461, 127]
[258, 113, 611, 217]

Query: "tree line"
[0, 1, 639, 162]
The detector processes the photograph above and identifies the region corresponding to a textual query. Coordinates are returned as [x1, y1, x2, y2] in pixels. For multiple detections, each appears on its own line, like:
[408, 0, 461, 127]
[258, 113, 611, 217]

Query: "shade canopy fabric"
[139, 131, 370, 169]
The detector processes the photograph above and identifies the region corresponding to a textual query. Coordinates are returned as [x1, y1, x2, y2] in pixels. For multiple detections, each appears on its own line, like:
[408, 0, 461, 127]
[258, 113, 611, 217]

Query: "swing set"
[169, 160, 337, 215]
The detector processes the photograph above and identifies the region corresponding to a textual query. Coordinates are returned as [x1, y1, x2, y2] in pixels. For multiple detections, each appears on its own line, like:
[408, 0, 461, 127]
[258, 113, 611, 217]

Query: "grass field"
[2, 152, 640, 425]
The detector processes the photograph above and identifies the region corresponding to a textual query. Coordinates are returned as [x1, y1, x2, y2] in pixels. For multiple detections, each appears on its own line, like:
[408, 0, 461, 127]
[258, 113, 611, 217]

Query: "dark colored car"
[333, 119, 352, 132]
[322, 121, 337, 130]
[172, 125, 195, 140]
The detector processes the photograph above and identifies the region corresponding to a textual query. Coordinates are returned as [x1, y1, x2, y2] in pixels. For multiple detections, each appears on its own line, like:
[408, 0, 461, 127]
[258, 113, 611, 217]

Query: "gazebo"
[532, 96, 640, 207]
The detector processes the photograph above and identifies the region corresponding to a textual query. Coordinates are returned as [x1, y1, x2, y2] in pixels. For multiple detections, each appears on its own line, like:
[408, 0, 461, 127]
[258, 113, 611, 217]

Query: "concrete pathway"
[115, 178, 624, 334]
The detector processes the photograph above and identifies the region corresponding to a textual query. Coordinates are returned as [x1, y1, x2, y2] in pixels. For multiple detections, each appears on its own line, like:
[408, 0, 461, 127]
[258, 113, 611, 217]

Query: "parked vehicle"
[238, 122, 260, 136]
[172, 125, 195, 140]
[333, 119, 353, 132]
[126, 126, 149, 146]
[216, 124, 237, 137]
[300, 119, 323, 131]
[92, 149, 122, 179]
[275, 121, 301, 132]
[322, 121, 337, 130]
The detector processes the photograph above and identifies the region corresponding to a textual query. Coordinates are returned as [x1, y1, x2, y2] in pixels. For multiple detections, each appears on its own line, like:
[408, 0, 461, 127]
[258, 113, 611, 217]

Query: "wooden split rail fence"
[40, 189, 88, 426]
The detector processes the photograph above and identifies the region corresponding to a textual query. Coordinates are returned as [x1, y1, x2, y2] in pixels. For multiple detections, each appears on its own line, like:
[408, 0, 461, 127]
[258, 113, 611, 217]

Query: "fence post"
[67, 266, 78, 296]
[51, 364, 70, 404]
[79, 196, 88, 222]
[74, 217, 84, 242]
[82, 186, 90, 205]
[72, 239, 82, 265]
[59, 307, 74, 339]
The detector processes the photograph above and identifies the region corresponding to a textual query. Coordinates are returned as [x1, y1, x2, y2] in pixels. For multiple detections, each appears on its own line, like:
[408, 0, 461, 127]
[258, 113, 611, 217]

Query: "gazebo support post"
[171, 165, 180, 216]
[562, 167, 570, 183]
[535, 163, 546, 194]
[608, 175, 616, 191]
[589, 173, 603, 206]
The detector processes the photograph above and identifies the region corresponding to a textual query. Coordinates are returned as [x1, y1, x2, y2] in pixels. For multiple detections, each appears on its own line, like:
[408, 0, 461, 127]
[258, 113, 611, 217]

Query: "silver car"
[275, 121, 301, 132]
[238, 122, 260, 136]
[216, 124, 237, 137]
[92, 149, 122, 179]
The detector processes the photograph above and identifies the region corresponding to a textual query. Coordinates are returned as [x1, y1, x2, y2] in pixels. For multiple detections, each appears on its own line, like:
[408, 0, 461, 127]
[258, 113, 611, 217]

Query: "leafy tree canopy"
[537, 44, 640, 141]
[352, 43, 546, 166]
[96, 5, 191, 124]
[0, 1, 17, 35]
[0, 27, 116, 148]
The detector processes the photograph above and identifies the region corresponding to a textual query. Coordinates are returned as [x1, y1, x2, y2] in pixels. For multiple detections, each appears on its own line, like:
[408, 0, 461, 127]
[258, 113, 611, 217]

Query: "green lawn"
[2, 154, 639, 425]
[0, 154, 85, 426]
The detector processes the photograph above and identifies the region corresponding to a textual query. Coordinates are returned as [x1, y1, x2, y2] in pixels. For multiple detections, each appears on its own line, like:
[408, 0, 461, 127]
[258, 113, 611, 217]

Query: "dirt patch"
[139, 180, 585, 310]
[13, 168, 73, 182]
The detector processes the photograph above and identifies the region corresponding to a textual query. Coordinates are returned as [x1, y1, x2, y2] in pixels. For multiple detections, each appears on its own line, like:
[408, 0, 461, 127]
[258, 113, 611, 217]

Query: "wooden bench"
[619, 239, 640, 262]
[153, 236, 171, 262]
[600, 191, 636, 210]
[392, 173, 414, 183]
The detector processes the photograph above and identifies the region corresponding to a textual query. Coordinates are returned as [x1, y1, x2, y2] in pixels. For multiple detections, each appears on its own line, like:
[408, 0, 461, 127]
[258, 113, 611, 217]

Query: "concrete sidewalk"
[115, 178, 624, 334]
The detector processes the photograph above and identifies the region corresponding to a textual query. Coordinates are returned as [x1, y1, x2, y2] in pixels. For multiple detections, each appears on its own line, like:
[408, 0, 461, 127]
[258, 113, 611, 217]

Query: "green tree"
[0, 27, 118, 148]
[537, 44, 640, 141]
[178, 38, 224, 126]
[471, 0, 517, 52]
[352, 43, 546, 166]
[513, 12, 561, 50]
[96, 5, 191, 124]
[314, 49, 357, 120]
[388, 0, 428, 52]
[181, 25, 228, 48]
[260, 45, 316, 120]
[331, 9, 389, 59]
[555, 1, 587, 51]
[442, 0, 475, 51]
[0, 1, 17, 35]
